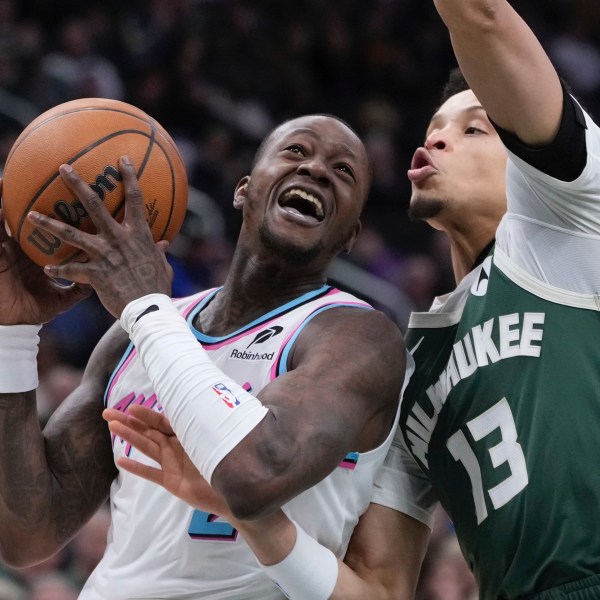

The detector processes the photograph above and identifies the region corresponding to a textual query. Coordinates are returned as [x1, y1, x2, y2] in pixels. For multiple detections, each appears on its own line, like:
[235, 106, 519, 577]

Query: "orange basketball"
[1, 97, 188, 266]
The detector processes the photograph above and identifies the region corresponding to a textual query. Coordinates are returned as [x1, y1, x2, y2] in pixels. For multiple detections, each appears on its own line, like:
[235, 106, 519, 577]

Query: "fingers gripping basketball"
[1, 98, 188, 266]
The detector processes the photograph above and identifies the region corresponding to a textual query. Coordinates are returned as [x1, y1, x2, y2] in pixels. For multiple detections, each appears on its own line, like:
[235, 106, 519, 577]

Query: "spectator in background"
[35, 15, 124, 109]
[167, 185, 234, 297]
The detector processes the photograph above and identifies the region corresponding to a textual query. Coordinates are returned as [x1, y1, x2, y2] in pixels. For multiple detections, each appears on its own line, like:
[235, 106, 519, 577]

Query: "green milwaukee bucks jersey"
[402, 246, 600, 599]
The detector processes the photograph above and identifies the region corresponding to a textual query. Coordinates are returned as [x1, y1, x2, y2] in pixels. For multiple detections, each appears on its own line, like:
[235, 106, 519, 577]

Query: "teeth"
[282, 188, 324, 218]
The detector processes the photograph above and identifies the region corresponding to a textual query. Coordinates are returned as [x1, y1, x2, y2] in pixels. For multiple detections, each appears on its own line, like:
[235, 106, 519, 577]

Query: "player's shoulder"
[300, 303, 404, 355]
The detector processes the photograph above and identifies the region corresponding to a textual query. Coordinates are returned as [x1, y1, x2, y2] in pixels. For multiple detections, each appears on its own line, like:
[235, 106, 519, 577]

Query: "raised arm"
[433, 0, 563, 145]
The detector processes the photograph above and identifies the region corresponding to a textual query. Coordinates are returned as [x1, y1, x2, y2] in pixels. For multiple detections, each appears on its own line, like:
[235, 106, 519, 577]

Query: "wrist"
[120, 293, 173, 335]
[260, 520, 339, 600]
[0, 324, 42, 393]
[238, 511, 295, 566]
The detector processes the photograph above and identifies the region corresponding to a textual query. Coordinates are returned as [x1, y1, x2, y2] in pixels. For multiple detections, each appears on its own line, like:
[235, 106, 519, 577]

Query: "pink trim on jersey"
[181, 290, 216, 319]
[339, 462, 357, 470]
[339, 456, 359, 470]
[268, 299, 372, 381]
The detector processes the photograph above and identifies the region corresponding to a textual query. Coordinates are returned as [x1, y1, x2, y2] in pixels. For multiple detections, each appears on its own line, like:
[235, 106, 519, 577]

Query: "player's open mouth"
[412, 149, 431, 170]
[279, 188, 325, 222]
[407, 148, 437, 183]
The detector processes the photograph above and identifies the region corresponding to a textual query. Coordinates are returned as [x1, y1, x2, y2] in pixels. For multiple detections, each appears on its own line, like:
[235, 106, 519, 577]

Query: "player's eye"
[285, 144, 305, 155]
[465, 126, 483, 135]
[335, 164, 355, 180]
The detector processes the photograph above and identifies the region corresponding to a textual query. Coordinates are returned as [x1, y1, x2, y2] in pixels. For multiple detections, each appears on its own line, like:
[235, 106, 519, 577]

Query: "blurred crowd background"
[0, 0, 598, 598]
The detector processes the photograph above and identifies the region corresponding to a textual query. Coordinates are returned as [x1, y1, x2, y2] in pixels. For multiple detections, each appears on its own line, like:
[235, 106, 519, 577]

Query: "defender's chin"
[408, 195, 448, 222]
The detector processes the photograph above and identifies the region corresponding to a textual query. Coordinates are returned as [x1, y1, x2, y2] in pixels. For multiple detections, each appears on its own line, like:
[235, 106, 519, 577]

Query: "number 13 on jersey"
[447, 398, 528, 525]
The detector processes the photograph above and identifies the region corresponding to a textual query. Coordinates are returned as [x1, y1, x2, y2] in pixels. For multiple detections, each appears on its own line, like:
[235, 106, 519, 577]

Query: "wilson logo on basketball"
[2, 97, 188, 267]
[27, 165, 124, 256]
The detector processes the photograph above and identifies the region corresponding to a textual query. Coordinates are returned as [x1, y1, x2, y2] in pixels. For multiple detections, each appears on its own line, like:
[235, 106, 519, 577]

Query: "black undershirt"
[491, 81, 587, 182]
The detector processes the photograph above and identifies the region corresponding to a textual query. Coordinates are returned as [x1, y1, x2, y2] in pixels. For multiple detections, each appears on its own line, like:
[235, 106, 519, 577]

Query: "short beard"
[408, 196, 448, 221]
[259, 221, 324, 266]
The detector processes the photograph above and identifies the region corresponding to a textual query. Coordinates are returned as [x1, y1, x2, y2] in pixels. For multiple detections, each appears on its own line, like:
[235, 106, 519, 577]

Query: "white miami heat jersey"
[80, 284, 404, 600]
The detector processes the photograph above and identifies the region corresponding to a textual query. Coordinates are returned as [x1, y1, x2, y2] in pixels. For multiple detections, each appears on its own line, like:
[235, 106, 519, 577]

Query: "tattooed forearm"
[0, 384, 115, 561]
[0, 393, 50, 526]
[46, 422, 114, 545]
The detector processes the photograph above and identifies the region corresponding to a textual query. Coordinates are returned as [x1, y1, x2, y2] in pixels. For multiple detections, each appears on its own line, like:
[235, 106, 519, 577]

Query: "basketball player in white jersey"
[0, 114, 429, 599]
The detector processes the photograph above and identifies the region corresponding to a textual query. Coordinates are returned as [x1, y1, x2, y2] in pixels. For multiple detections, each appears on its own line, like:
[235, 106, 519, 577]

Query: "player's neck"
[198, 256, 327, 336]
[449, 233, 495, 284]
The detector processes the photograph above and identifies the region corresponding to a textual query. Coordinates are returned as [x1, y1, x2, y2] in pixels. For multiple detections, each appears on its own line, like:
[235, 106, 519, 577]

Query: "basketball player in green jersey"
[381, 0, 600, 597]
[101, 0, 600, 598]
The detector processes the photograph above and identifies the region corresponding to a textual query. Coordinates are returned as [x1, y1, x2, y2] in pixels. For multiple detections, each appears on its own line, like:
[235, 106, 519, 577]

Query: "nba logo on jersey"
[212, 383, 241, 408]
[471, 256, 492, 297]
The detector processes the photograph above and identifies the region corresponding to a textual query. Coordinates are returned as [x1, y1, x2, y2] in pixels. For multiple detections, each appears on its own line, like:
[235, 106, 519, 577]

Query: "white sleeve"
[371, 425, 437, 529]
[496, 106, 600, 293]
[121, 294, 269, 484]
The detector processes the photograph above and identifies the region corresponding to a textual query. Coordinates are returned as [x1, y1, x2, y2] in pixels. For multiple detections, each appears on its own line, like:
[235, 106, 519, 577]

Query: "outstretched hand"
[0, 196, 91, 325]
[103, 405, 232, 519]
[26, 157, 174, 319]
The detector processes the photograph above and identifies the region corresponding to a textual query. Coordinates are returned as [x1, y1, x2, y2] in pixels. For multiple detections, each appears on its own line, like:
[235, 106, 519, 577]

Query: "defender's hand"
[103, 405, 232, 519]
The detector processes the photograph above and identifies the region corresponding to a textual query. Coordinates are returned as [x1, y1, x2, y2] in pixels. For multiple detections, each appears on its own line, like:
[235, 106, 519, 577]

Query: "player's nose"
[425, 129, 449, 151]
[297, 157, 331, 185]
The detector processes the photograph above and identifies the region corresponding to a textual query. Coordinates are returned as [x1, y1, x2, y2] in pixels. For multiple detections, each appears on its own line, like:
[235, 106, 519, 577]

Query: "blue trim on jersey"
[103, 341, 136, 407]
[186, 288, 221, 324]
[276, 302, 373, 376]
[187, 284, 334, 344]
[341, 451, 359, 467]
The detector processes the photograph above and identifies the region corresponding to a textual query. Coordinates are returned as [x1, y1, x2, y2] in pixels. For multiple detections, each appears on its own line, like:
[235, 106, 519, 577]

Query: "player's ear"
[233, 176, 250, 210]
[343, 219, 362, 254]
